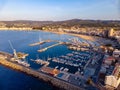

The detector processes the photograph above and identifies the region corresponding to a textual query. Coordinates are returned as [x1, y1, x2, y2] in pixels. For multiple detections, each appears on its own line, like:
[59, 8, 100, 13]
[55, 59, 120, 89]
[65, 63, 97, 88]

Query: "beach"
[49, 31, 99, 41]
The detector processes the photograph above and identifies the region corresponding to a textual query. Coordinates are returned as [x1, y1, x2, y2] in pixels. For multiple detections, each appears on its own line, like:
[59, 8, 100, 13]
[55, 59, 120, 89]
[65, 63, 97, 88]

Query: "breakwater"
[0, 54, 83, 90]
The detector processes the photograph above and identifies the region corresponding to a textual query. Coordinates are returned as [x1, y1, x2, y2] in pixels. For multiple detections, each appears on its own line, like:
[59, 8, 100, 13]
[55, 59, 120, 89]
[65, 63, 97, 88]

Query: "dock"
[0, 51, 82, 90]
[0, 51, 12, 59]
[31, 59, 49, 66]
[16, 52, 29, 59]
[29, 40, 51, 46]
[38, 42, 63, 52]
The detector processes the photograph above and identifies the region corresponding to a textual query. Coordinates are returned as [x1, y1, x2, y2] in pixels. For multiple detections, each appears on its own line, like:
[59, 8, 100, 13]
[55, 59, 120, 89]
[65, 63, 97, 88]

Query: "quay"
[29, 40, 51, 46]
[37, 40, 91, 52]
[0, 51, 82, 90]
[31, 59, 49, 66]
[38, 42, 63, 52]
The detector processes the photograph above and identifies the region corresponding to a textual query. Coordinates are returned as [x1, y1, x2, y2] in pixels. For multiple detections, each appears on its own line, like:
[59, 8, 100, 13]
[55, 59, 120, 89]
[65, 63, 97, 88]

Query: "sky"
[0, 0, 119, 21]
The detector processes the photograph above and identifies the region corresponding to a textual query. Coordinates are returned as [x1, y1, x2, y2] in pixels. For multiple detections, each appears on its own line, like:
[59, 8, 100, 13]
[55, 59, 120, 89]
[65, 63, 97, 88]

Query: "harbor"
[0, 0, 120, 89]
[0, 51, 82, 90]
[29, 37, 95, 53]
[0, 30, 107, 90]
[0, 46, 104, 90]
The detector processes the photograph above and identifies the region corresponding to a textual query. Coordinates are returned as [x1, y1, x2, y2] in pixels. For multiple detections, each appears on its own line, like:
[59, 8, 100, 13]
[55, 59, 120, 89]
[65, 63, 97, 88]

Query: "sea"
[0, 30, 97, 90]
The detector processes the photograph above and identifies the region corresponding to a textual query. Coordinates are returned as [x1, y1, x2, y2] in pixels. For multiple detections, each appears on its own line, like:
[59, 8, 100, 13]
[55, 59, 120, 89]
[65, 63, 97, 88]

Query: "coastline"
[39, 30, 99, 41]
[0, 28, 110, 43]
[0, 29, 117, 90]
[52, 31, 98, 41]
[43, 30, 103, 42]
[40, 30, 116, 46]
[0, 28, 32, 31]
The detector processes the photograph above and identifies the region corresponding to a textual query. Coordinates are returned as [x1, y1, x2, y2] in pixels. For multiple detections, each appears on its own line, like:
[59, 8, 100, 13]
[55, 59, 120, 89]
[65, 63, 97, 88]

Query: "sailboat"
[37, 38, 47, 52]
[29, 34, 45, 46]
[47, 55, 52, 61]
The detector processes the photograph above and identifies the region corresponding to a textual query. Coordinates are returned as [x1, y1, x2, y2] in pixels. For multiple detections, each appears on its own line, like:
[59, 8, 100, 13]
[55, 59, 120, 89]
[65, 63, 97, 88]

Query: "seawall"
[0, 58, 83, 90]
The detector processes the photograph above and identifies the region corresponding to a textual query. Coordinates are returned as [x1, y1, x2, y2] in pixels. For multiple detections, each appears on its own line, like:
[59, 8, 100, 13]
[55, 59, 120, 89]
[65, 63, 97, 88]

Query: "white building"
[104, 56, 115, 65]
[113, 49, 120, 58]
[105, 64, 120, 88]
[105, 75, 120, 88]
[108, 28, 114, 37]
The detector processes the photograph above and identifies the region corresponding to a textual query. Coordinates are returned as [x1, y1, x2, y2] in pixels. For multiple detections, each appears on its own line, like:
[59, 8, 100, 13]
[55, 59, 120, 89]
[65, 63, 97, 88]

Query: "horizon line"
[0, 18, 120, 22]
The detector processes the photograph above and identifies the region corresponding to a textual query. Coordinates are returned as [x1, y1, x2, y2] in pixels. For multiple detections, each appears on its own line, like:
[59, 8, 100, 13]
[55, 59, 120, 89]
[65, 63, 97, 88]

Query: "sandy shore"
[65, 33, 97, 41]
[0, 29, 101, 42]
[0, 29, 115, 46]
[50, 31, 98, 41]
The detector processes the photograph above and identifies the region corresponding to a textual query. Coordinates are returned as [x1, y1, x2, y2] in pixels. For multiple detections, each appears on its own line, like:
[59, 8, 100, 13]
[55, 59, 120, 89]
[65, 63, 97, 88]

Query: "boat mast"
[8, 40, 18, 60]
[39, 33, 41, 42]
[39, 33, 42, 50]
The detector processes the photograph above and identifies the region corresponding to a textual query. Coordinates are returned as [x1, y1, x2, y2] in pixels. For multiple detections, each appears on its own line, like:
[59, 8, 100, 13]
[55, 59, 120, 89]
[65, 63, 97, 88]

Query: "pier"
[29, 40, 51, 46]
[31, 59, 49, 66]
[38, 42, 63, 52]
[0, 51, 82, 90]
[0, 51, 12, 59]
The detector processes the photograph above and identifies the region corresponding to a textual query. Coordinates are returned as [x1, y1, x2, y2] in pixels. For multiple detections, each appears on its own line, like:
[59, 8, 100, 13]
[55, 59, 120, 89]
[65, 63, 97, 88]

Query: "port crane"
[8, 40, 28, 59]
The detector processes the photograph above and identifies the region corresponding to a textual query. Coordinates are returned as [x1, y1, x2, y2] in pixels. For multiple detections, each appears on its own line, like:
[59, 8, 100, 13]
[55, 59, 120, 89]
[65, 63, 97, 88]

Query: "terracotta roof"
[105, 56, 115, 61]
[40, 66, 60, 75]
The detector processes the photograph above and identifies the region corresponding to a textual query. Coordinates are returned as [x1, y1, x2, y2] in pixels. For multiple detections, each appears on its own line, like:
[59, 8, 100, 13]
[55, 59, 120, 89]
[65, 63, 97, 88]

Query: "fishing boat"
[63, 68, 69, 72]
[55, 66, 59, 69]
[60, 67, 64, 71]
[17, 60, 30, 67]
[31, 57, 50, 66]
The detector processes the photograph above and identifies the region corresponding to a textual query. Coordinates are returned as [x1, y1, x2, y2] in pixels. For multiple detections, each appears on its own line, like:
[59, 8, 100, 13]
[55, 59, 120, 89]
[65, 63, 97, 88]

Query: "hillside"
[0, 19, 120, 29]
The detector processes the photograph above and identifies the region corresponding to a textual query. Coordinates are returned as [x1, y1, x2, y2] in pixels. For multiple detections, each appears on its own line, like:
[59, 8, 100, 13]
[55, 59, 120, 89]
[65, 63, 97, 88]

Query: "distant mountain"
[56, 19, 120, 27]
[44, 19, 120, 27]
[0, 20, 54, 27]
[0, 19, 120, 28]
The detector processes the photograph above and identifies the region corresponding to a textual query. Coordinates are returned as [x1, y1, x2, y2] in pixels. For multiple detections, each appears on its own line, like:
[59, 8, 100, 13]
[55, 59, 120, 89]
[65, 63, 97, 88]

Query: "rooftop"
[40, 66, 60, 76]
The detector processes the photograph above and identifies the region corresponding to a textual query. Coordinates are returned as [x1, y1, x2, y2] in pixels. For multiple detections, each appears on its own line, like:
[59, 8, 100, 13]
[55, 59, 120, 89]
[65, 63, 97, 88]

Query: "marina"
[0, 30, 105, 90]
[48, 51, 93, 74]
[0, 48, 102, 89]
[0, 0, 119, 89]
[0, 53, 81, 90]
[31, 58, 50, 66]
